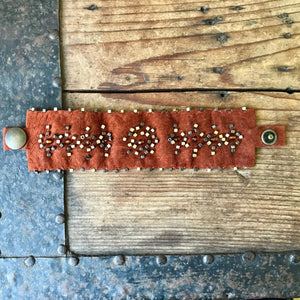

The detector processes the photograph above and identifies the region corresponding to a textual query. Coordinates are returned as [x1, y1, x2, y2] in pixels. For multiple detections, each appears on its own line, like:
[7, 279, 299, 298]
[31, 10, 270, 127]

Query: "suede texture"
[3, 109, 285, 171]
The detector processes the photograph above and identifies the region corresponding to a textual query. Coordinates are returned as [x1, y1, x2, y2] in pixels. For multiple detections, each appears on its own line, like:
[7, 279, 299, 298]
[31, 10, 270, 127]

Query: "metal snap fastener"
[261, 129, 277, 146]
[5, 127, 27, 149]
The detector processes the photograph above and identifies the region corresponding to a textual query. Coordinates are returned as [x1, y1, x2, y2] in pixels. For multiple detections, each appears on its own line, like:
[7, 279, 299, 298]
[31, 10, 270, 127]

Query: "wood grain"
[61, 0, 300, 91]
[64, 92, 300, 255]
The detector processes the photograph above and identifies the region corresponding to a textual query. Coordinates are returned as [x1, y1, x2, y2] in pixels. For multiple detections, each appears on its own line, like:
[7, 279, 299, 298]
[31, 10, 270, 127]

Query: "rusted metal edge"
[0, 253, 299, 299]
[0, 0, 64, 256]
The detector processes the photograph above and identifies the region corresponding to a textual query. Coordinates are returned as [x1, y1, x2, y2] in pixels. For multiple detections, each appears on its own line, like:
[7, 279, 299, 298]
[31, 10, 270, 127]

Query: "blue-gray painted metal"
[0, 0, 64, 256]
[0, 254, 300, 299]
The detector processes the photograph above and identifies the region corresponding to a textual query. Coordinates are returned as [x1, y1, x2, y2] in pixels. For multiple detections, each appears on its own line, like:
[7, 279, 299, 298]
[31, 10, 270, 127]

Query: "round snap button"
[261, 129, 277, 146]
[5, 127, 27, 149]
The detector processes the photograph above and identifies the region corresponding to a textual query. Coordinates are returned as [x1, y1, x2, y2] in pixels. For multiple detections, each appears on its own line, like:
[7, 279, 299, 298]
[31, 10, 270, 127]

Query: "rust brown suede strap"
[3, 108, 285, 171]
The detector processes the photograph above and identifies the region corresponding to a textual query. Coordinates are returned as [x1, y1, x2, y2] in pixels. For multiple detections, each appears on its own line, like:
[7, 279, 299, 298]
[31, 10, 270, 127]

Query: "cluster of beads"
[38, 122, 243, 161]
[168, 123, 243, 157]
[38, 124, 113, 159]
[122, 123, 159, 159]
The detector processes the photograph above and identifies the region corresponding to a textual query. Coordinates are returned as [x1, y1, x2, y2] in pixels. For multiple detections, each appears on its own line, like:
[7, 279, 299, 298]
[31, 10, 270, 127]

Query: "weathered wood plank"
[61, 0, 300, 91]
[64, 92, 300, 255]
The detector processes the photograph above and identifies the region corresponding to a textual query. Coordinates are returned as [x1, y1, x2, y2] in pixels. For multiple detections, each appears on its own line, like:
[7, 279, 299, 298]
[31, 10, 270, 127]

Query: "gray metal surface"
[0, 253, 299, 299]
[0, 0, 64, 256]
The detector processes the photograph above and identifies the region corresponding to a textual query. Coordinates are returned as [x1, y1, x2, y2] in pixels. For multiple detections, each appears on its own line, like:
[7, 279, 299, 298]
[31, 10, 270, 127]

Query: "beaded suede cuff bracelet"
[3, 107, 285, 172]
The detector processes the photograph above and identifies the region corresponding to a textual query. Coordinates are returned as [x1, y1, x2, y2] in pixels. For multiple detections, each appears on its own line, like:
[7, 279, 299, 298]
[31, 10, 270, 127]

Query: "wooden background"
[61, 0, 300, 255]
